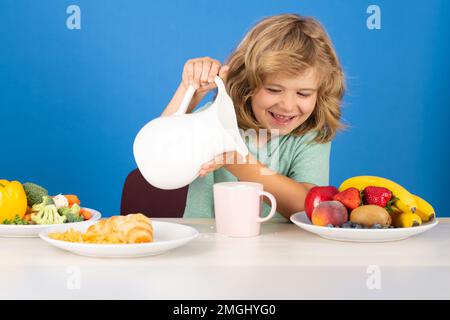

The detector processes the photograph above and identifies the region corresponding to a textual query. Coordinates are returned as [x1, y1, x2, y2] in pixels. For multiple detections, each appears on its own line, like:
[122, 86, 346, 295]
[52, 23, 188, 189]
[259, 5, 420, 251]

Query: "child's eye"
[266, 88, 281, 93]
[298, 92, 311, 97]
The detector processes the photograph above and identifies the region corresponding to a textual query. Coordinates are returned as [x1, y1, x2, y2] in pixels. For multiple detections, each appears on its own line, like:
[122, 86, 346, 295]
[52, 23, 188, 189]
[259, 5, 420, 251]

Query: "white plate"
[290, 211, 439, 242]
[0, 208, 101, 238]
[39, 220, 199, 258]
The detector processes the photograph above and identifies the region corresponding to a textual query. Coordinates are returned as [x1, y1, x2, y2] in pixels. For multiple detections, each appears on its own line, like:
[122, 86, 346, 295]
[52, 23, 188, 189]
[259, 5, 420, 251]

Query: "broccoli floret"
[2, 214, 28, 225]
[64, 212, 84, 223]
[22, 182, 48, 206]
[13, 214, 28, 225]
[58, 203, 82, 223]
[58, 203, 80, 216]
[15, 215, 28, 225]
[31, 203, 66, 225]
[57, 207, 72, 216]
[70, 203, 80, 215]
[36, 195, 54, 206]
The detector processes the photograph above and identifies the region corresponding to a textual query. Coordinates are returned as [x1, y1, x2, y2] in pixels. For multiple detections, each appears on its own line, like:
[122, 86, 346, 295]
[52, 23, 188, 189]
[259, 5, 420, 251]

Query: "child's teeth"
[273, 113, 290, 120]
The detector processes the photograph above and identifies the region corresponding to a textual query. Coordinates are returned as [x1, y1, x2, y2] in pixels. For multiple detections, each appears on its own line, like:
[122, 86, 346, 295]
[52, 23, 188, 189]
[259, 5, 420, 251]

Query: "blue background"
[1, 0, 449, 217]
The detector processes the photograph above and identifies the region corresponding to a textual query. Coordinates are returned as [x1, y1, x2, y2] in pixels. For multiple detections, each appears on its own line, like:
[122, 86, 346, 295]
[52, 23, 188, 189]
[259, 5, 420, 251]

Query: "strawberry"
[333, 187, 361, 210]
[363, 186, 392, 208]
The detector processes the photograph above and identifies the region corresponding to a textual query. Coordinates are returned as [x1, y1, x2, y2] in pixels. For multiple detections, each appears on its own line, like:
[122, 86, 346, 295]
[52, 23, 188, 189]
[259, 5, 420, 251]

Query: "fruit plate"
[0, 208, 101, 238]
[290, 211, 439, 242]
[39, 220, 199, 258]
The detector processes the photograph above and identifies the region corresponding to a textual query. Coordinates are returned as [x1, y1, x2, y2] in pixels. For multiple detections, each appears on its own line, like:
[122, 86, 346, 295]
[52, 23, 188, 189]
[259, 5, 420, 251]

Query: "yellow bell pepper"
[0, 179, 28, 222]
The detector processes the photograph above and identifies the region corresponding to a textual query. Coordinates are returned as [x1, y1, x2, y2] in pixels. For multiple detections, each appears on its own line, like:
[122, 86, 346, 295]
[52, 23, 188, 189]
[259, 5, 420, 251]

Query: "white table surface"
[1, 218, 449, 300]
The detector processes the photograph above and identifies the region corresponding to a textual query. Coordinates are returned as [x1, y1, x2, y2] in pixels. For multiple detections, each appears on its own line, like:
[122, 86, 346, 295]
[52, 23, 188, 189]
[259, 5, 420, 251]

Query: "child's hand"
[198, 151, 235, 178]
[182, 57, 229, 96]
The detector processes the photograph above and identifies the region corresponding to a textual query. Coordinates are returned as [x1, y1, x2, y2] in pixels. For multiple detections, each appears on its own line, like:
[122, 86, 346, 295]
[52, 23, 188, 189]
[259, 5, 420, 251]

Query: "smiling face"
[250, 68, 319, 136]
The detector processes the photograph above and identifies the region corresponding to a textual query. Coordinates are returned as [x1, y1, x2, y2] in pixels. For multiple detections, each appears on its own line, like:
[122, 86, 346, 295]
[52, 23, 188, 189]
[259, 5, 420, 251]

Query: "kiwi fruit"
[350, 205, 391, 227]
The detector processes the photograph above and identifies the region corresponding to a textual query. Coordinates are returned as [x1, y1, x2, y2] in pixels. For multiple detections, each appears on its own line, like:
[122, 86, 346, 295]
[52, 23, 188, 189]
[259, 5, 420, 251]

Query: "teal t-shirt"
[183, 102, 331, 220]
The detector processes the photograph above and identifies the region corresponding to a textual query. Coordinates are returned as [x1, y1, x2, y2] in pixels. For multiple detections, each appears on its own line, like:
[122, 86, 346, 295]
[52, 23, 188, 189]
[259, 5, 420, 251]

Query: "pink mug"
[213, 182, 277, 237]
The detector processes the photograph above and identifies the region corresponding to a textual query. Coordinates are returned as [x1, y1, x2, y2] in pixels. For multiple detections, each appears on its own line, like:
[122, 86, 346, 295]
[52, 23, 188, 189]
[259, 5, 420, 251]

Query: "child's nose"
[281, 93, 298, 112]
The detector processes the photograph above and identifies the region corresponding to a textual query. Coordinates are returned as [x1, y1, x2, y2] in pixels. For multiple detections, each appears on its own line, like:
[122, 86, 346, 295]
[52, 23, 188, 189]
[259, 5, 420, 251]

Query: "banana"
[390, 211, 422, 228]
[412, 194, 435, 222]
[393, 199, 416, 214]
[339, 176, 417, 213]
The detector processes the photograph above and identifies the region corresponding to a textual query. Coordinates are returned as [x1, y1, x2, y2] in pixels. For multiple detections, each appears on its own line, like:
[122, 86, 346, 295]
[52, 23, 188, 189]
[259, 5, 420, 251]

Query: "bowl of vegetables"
[0, 180, 101, 238]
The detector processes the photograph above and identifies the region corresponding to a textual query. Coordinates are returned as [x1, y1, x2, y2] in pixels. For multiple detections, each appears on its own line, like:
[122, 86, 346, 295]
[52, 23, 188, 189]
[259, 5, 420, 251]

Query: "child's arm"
[161, 57, 228, 117]
[223, 153, 315, 220]
[161, 82, 201, 116]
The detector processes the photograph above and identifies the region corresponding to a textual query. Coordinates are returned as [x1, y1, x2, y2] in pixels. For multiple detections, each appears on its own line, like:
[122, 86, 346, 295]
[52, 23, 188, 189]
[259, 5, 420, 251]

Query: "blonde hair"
[225, 14, 345, 143]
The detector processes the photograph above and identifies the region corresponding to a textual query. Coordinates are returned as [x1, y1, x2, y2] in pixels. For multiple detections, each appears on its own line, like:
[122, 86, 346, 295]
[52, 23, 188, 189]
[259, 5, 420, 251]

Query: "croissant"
[86, 213, 153, 244]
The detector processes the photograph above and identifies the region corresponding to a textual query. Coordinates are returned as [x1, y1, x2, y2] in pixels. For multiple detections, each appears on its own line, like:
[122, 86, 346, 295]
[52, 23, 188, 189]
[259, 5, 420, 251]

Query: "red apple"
[304, 186, 339, 221]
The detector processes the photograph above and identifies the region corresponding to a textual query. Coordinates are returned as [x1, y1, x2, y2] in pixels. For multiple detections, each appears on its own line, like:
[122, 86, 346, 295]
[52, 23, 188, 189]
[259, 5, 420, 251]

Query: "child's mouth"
[268, 111, 296, 125]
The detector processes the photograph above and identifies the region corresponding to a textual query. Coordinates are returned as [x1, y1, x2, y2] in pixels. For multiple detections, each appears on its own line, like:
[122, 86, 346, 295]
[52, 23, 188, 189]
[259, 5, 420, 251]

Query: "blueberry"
[354, 224, 362, 229]
[342, 222, 352, 229]
[372, 224, 382, 229]
[326, 224, 334, 228]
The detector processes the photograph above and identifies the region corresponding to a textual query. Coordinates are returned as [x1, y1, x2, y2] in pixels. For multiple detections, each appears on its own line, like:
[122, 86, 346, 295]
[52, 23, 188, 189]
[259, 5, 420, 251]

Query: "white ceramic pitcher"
[133, 76, 249, 190]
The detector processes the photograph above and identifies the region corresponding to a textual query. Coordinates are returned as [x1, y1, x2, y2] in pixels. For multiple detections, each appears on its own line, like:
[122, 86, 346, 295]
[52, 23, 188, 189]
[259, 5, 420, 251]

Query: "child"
[162, 14, 345, 220]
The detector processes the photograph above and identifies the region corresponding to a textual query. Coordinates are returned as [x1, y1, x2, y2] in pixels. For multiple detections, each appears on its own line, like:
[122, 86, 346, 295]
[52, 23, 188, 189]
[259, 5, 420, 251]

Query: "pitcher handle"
[174, 85, 196, 116]
[213, 76, 226, 94]
[174, 76, 226, 116]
